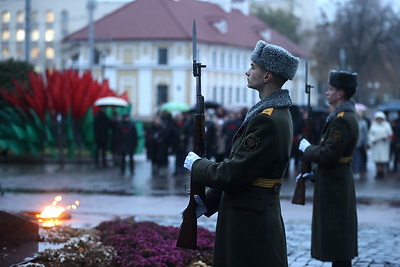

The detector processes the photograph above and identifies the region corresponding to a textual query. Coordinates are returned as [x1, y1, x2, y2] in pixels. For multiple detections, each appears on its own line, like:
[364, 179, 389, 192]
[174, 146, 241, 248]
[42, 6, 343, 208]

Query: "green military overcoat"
[191, 90, 293, 267]
[303, 101, 359, 262]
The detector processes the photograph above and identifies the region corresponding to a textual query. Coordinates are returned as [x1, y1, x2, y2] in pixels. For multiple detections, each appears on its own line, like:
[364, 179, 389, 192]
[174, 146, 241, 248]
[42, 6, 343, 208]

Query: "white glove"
[180, 194, 208, 219]
[296, 172, 314, 182]
[184, 151, 201, 171]
[299, 138, 311, 152]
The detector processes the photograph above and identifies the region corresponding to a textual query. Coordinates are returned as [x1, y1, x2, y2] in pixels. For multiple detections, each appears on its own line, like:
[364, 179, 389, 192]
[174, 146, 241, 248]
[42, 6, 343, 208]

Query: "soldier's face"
[245, 62, 268, 90]
[326, 86, 342, 107]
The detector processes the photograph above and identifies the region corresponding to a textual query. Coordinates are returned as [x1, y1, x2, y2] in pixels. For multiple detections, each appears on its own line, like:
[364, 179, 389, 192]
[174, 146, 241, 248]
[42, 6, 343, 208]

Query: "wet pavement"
[1, 153, 400, 266]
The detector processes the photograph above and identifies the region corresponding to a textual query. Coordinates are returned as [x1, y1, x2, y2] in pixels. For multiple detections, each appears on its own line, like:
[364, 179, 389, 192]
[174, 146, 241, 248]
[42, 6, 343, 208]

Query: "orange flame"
[36, 195, 79, 227]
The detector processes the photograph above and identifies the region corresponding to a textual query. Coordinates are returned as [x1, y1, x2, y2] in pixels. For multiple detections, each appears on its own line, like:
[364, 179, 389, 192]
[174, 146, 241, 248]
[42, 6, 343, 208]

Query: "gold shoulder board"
[337, 112, 345, 117]
[262, 108, 274, 116]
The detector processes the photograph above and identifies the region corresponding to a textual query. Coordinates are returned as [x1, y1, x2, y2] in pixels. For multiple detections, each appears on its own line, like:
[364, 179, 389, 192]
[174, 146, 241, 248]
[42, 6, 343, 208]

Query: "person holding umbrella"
[93, 96, 130, 169]
[93, 107, 110, 168]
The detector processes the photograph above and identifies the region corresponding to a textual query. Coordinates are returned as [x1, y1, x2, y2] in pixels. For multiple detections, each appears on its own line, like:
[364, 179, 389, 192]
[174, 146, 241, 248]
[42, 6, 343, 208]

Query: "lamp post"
[24, 0, 31, 62]
[87, 0, 96, 71]
[339, 48, 346, 70]
[367, 81, 380, 106]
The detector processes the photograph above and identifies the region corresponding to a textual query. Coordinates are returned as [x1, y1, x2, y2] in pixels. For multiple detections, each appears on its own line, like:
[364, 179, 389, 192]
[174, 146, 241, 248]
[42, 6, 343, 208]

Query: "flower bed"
[19, 217, 214, 267]
[97, 217, 214, 267]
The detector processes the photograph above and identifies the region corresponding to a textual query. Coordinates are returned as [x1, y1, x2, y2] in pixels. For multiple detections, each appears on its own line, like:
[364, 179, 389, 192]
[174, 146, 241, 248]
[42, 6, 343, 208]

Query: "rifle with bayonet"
[291, 59, 313, 205]
[176, 20, 206, 250]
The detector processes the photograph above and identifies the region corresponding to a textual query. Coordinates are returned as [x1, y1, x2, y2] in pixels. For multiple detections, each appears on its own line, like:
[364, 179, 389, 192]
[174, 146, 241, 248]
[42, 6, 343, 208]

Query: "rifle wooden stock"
[291, 176, 306, 205]
[291, 117, 312, 205]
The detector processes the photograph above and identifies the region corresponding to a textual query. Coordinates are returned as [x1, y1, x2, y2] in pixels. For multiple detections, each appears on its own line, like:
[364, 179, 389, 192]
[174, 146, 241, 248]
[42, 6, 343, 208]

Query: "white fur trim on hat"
[250, 40, 299, 80]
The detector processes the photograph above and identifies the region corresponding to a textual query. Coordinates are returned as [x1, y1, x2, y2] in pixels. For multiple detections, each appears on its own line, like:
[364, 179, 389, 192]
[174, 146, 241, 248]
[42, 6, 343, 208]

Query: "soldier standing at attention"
[299, 70, 359, 267]
[184, 40, 299, 267]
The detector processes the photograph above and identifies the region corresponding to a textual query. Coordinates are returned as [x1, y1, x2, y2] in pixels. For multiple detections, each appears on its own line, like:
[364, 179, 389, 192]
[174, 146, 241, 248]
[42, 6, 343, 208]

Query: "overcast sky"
[317, 0, 399, 14]
[97, 0, 399, 14]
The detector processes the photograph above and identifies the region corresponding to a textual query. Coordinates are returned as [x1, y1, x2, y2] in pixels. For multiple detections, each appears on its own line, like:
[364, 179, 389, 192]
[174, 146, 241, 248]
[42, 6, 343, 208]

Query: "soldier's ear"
[338, 89, 345, 98]
[263, 71, 272, 82]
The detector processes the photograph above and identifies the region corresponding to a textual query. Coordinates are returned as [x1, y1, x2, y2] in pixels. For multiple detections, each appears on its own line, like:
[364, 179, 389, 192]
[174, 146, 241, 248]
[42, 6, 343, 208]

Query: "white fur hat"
[374, 111, 387, 120]
[250, 40, 299, 80]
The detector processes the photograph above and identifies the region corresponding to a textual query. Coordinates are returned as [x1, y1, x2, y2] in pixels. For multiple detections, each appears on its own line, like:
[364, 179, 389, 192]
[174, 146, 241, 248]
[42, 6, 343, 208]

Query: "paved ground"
[1, 154, 400, 266]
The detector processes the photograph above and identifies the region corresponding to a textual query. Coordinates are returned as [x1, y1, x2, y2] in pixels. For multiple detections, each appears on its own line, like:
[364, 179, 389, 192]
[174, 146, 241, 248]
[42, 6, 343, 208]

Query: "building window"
[228, 87, 233, 104]
[31, 29, 39, 41]
[120, 77, 134, 96]
[31, 10, 38, 21]
[46, 47, 55, 59]
[213, 19, 228, 34]
[45, 29, 55, 42]
[31, 47, 39, 58]
[46, 11, 55, 23]
[243, 54, 248, 70]
[16, 11, 24, 23]
[2, 30, 10, 40]
[158, 48, 168, 65]
[122, 48, 133, 65]
[2, 48, 10, 57]
[16, 29, 25, 41]
[212, 51, 217, 67]
[17, 47, 23, 58]
[157, 84, 168, 105]
[2, 11, 10, 23]
[220, 86, 225, 105]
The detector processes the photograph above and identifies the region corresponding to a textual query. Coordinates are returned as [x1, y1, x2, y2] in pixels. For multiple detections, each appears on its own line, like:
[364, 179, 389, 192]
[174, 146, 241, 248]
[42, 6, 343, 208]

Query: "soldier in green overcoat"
[184, 40, 299, 267]
[299, 70, 359, 267]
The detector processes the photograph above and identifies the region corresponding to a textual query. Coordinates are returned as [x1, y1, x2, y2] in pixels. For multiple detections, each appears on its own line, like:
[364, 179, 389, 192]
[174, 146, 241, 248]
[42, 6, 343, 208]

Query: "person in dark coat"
[171, 113, 189, 176]
[184, 40, 299, 267]
[93, 107, 110, 168]
[116, 114, 138, 176]
[392, 114, 400, 172]
[110, 111, 121, 167]
[145, 114, 170, 175]
[205, 111, 217, 160]
[213, 106, 227, 162]
[222, 111, 241, 158]
[299, 70, 359, 267]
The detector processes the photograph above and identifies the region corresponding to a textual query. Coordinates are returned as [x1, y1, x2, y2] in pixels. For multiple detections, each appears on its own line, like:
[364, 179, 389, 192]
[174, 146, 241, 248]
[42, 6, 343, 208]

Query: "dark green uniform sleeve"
[304, 116, 357, 167]
[191, 113, 279, 192]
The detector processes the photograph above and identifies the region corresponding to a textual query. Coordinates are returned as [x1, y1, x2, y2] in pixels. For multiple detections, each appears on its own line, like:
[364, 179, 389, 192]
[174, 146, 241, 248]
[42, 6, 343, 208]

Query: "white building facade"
[1, 0, 312, 120]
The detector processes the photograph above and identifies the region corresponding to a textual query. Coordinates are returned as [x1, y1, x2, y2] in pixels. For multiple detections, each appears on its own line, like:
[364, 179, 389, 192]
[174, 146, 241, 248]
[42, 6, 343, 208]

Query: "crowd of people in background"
[144, 106, 247, 177]
[93, 108, 138, 176]
[93, 104, 400, 180]
[292, 105, 400, 180]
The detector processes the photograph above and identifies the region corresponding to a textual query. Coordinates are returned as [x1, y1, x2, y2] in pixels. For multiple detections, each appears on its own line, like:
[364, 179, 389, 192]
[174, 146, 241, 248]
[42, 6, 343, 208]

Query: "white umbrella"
[355, 103, 367, 111]
[94, 96, 129, 107]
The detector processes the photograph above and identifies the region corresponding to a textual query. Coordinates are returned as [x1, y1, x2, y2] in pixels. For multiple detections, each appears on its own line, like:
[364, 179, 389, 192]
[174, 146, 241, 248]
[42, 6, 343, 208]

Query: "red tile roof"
[64, 0, 308, 57]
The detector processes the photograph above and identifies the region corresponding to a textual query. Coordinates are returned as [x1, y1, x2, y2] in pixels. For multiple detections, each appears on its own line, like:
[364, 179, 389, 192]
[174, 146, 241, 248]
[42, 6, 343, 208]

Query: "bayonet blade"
[192, 20, 197, 62]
